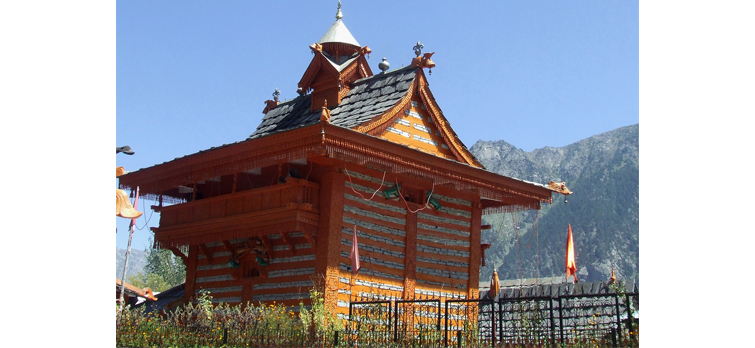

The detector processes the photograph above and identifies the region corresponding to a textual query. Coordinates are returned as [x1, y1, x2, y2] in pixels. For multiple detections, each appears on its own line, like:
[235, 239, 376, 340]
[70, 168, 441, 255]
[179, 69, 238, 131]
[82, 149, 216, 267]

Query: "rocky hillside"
[116, 247, 148, 280]
[471, 124, 639, 284]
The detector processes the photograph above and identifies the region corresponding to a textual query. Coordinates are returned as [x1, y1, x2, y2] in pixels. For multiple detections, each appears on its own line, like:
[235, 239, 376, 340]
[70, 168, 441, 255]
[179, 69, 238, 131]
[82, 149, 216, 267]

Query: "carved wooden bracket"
[411, 52, 436, 70]
[310, 42, 323, 53]
[166, 246, 188, 265]
[548, 181, 573, 195]
[222, 240, 237, 255]
[259, 235, 273, 259]
[225, 239, 254, 261]
[262, 99, 279, 114]
[320, 100, 331, 123]
[280, 232, 296, 254]
[302, 230, 317, 249]
[199, 243, 214, 264]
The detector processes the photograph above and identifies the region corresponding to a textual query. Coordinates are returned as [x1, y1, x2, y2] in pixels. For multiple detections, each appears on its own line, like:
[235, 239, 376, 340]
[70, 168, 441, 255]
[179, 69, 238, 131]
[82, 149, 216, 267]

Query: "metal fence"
[346, 280, 639, 347]
[117, 281, 638, 347]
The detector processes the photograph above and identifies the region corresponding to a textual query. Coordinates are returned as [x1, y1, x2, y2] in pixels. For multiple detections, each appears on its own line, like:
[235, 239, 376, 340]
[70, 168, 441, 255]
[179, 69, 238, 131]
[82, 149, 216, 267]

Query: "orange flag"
[489, 270, 500, 299]
[565, 224, 577, 282]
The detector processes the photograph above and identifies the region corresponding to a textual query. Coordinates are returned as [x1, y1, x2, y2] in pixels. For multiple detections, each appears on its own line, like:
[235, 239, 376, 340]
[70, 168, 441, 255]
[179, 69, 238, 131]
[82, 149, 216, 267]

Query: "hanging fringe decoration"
[344, 167, 386, 201]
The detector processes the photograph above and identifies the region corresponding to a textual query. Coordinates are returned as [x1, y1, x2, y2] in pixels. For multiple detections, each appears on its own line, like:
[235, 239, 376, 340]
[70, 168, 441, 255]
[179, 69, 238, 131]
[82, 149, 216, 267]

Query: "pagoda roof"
[251, 66, 416, 139]
[317, 19, 360, 47]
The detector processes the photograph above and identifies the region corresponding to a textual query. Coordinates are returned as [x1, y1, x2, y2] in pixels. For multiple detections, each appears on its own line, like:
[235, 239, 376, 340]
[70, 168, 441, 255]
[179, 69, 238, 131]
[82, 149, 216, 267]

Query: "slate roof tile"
[249, 66, 418, 139]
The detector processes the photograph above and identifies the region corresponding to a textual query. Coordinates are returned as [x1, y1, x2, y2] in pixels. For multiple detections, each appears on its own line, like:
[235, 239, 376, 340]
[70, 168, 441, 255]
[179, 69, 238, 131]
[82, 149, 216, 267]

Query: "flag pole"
[119, 186, 139, 311]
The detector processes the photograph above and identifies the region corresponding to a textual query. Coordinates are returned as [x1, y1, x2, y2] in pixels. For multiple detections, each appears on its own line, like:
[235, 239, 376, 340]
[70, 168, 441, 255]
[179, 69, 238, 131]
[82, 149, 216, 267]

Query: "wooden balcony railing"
[151, 178, 320, 247]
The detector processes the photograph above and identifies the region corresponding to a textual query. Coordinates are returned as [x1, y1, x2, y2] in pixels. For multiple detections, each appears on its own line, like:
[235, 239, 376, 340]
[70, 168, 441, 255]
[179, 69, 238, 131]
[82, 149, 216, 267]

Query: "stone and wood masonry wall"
[335, 167, 480, 317]
[178, 165, 482, 314]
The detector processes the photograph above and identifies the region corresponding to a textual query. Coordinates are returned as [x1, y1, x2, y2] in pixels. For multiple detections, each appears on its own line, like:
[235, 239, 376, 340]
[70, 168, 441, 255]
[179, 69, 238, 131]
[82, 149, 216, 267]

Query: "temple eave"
[119, 123, 554, 208]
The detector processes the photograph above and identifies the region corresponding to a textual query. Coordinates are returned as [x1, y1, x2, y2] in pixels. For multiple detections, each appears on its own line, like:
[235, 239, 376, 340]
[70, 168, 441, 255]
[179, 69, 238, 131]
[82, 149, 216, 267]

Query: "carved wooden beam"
[199, 243, 214, 263]
[280, 232, 296, 255]
[165, 246, 188, 265]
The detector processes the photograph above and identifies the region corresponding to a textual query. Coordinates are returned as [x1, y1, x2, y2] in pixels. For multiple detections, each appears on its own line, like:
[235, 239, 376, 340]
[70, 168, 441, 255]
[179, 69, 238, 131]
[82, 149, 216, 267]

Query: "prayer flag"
[350, 225, 360, 276]
[490, 270, 500, 299]
[565, 224, 577, 282]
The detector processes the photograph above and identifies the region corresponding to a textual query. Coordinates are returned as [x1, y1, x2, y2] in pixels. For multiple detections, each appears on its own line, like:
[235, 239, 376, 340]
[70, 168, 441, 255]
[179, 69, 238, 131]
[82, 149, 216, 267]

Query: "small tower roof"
[317, 19, 360, 47]
[317, 2, 359, 47]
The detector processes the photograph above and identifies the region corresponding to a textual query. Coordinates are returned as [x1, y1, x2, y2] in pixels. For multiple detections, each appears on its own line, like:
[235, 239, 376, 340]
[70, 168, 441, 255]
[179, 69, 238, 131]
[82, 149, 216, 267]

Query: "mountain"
[116, 247, 148, 280]
[470, 124, 639, 284]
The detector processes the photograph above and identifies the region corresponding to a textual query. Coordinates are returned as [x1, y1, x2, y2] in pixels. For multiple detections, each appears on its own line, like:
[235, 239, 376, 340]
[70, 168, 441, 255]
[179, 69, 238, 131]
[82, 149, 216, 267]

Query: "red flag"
[350, 225, 360, 276]
[565, 224, 577, 282]
[130, 187, 140, 229]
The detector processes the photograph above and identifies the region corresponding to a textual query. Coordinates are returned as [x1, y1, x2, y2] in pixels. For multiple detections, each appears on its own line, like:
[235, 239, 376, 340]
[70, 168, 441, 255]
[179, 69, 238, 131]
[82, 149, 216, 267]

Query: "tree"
[130, 238, 186, 292]
[127, 272, 171, 292]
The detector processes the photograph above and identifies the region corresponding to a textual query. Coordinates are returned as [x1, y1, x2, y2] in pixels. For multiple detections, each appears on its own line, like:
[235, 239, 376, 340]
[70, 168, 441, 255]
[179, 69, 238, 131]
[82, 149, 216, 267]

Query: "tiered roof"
[118, 3, 569, 210]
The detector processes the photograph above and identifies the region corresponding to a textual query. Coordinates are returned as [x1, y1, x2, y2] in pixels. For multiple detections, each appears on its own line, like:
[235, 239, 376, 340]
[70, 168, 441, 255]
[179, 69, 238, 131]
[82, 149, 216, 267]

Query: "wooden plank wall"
[337, 168, 476, 318]
[191, 233, 317, 308]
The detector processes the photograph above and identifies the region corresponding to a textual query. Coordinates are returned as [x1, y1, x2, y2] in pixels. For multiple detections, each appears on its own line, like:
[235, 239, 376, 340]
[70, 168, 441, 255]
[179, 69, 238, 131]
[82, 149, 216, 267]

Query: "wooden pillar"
[242, 278, 254, 305]
[184, 245, 199, 303]
[403, 211, 417, 300]
[314, 168, 346, 311]
[467, 203, 482, 299]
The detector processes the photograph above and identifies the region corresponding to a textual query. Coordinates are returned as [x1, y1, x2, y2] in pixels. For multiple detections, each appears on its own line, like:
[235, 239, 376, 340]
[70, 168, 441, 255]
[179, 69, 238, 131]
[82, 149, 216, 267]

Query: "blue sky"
[116, 0, 638, 250]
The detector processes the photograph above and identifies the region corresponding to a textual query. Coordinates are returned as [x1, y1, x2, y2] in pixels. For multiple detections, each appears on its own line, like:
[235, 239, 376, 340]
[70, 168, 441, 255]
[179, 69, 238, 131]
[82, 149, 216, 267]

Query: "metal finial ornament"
[413, 41, 424, 57]
[378, 57, 390, 73]
[273, 88, 280, 102]
[336, 0, 343, 19]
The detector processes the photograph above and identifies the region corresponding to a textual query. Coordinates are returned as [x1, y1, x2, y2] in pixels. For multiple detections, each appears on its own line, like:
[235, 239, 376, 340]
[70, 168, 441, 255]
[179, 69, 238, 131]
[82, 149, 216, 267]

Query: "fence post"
[445, 301, 450, 347]
[394, 301, 399, 343]
[549, 298, 556, 345]
[558, 297, 564, 343]
[222, 328, 228, 345]
[614, 294, 623, 343]
[499, 298, 504, 345]
[334, 330, 339, 347]
[457, 330, 462, 348]
[625, 293, 635, 343]
[490, 300, 496, 345]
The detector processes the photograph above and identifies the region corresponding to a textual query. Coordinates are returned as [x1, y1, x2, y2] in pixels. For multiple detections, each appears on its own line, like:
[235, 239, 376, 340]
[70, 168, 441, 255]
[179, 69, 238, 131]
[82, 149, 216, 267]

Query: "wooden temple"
[117, 6, 569, 318]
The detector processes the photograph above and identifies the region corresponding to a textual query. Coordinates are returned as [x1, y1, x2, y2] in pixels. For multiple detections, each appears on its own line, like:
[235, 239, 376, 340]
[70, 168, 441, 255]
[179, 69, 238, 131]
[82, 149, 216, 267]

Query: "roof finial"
[336, 1, 343, 19]
[273, 88, 280, 102]
[378, 57, 390, 73]
[413, 41, 424, 57]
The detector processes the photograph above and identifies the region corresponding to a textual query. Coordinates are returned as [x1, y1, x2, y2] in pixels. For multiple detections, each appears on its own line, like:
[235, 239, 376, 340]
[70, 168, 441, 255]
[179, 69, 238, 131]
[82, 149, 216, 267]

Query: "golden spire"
[336, 1, 343, 19]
